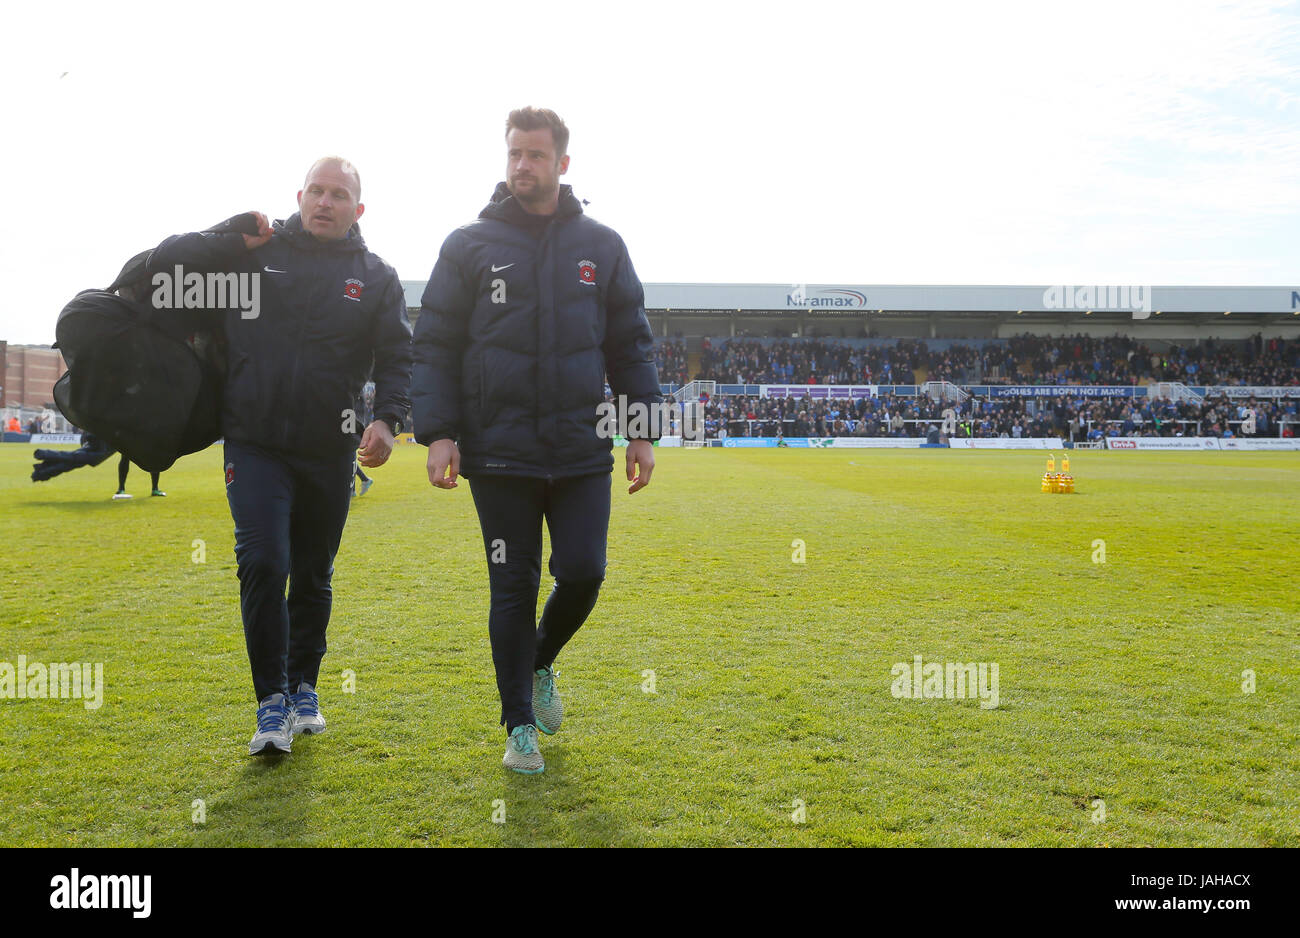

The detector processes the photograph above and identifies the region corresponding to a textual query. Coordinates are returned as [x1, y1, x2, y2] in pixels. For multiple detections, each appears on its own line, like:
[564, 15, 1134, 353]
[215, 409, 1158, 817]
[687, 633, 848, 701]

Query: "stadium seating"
[679, 335, 1298, 388]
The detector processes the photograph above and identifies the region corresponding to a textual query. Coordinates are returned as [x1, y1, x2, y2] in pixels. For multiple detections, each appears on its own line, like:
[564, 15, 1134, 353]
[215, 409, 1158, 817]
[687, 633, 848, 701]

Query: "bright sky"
[3, 0, 1298, 344]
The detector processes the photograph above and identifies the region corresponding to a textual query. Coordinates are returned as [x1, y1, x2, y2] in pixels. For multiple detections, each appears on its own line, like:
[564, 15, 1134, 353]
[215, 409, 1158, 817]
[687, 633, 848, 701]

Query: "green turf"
[1, 443, 1296, 846]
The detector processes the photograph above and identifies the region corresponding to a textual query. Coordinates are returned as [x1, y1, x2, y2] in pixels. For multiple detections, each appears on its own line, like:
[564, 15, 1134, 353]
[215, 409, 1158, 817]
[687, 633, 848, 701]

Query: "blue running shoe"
[289, 682, 326, 736]
[249, 693, 293, 755]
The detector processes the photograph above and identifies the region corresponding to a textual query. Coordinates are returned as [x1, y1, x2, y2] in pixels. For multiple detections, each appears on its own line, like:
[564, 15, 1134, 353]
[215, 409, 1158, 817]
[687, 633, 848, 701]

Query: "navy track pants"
[224, 440, 354, 701]
[467, 472, 611, 733]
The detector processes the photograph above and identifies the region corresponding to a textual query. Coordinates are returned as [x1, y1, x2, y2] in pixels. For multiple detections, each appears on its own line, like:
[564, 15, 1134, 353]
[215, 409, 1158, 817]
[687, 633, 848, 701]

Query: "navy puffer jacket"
[412, 183, 661, 479]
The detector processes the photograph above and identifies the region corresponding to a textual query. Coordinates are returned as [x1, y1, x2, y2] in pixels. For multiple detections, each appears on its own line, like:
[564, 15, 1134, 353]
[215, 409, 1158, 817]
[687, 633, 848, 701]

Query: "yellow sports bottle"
[1059, 455, 1074, 493]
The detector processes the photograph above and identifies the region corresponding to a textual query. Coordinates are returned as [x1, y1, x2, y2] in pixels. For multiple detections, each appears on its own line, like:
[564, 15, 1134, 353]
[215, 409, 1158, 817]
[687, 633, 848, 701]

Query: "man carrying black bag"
[147, 157, 412, 755]
[413, 108, 660, 775]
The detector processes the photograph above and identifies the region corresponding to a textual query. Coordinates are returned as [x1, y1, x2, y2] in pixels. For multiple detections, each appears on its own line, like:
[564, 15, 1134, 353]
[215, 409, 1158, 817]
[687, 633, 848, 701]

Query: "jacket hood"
[274, 212, 366, 251]
[480, 182, 584, 225]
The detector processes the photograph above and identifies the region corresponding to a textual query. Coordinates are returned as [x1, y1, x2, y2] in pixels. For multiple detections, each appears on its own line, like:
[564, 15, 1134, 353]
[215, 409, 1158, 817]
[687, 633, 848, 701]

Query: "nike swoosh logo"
[263, 266, 287, 273]
[490, 263, 514, 272]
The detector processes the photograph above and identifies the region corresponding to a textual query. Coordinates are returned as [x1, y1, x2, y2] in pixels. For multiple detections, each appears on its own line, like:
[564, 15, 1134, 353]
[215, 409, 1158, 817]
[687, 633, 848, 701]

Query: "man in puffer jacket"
[413, 107, 660, 775]
[146, 157, 412, 756]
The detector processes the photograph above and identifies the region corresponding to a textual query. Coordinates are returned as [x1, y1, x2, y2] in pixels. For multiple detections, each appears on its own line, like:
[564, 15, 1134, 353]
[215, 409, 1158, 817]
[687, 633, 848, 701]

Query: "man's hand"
[358, 420, 395, 468]
[427, 438, 460, 489]
[242, 211, 274, 250]
[626, 439, 655, 494]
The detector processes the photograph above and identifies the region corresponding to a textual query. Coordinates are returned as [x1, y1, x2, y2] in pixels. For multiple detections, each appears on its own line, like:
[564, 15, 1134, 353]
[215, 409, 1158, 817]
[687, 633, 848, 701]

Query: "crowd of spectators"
[696, 337, 920, 385]
[643, 332, 1299, 441]
[655, 340, 688, 388]
[667, 390, 1299, 441]
[1002, 334, 1298, 386]
[1072, 395, 1297, 442]
[664, 334, 1299, 389]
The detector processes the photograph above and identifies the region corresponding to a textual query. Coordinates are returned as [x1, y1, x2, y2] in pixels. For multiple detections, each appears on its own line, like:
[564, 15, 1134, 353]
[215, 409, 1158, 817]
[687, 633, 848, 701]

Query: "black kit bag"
[52, 214, 260, 473]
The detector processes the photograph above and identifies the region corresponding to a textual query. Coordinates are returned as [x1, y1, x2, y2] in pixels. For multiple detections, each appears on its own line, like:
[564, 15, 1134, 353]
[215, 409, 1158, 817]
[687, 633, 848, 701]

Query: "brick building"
[1, 342, 67, 412]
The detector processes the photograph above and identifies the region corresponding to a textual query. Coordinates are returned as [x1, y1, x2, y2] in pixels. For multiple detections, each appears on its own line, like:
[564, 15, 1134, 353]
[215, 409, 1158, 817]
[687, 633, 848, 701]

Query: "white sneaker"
[289, 682, 326, 736]
[249, 693, 293, 755]
[112, 491, 132, 500]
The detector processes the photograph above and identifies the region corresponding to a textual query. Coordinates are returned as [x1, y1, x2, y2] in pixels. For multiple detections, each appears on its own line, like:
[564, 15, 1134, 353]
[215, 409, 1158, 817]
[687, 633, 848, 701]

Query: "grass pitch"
[1, 443, 1296, 846]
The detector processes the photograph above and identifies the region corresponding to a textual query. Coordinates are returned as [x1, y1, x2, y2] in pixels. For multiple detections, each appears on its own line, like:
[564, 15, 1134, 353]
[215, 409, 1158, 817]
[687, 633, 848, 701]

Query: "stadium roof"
[399, 282, 1300, 325]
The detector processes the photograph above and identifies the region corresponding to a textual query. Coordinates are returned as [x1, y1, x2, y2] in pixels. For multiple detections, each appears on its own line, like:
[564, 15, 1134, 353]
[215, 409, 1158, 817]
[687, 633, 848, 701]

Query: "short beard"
[509, 175, 558, 210]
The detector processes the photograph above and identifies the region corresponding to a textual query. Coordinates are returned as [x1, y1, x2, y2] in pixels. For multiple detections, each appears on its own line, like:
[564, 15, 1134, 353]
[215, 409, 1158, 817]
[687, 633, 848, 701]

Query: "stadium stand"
[10, 284, 1298, 447]
[685, 336, 1299, 388]
[663, 391, 1298, 442]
